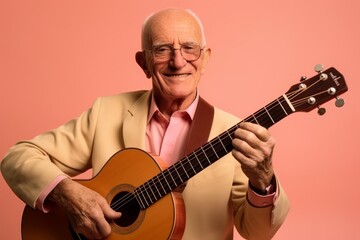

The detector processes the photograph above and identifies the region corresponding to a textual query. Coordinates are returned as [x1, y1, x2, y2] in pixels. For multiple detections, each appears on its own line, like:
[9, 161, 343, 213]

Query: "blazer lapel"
[122, 91, 151, 149]
[183, 97, 214, 156]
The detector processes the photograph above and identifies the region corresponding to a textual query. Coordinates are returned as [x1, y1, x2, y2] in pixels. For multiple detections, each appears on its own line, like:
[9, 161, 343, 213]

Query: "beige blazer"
[1, 90, 289, 240]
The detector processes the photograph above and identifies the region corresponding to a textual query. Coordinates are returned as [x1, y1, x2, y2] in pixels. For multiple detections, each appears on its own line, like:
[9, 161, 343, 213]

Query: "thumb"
[100, 200, 122, 220]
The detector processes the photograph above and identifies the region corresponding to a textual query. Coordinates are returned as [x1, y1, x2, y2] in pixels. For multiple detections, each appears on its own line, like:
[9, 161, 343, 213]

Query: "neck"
[153, 92, 196, 120]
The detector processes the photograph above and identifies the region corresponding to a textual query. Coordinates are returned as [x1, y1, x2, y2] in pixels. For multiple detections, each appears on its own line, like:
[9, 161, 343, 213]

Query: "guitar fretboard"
[134, 94, 294, 209]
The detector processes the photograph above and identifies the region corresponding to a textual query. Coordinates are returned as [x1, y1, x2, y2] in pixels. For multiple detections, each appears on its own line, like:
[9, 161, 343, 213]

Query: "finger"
[234, 129, 261, 151]
[92, 198, 121, 238]
[95, 216, 112, 239]
[232, 148, 257, 168]
[72, 215, 102, 240]
[232, 136, 256, 157]
[238, 122, 271, 142]
[232, 137, 259, 167]
[75, 200, 113, 239]
[83, 205, 112, 239]
[233, 125, 266, 156]
[99, 198, 122, 220]
[232, 130, 272, 166]
[236, 123, 276, 156]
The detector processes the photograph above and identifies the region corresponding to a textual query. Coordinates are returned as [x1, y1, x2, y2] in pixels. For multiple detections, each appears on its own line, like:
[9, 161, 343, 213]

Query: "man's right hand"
[47, 178, 121, 239]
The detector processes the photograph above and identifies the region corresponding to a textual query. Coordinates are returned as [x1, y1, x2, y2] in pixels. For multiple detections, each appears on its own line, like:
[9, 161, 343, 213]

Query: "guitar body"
[21, 148, 185, 240]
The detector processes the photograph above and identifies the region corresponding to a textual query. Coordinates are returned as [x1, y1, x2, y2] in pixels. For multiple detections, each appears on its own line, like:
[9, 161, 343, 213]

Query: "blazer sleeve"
[1, 97, 102, 208]
[211, 107, 290, 239]
[231, 161, 290, 239]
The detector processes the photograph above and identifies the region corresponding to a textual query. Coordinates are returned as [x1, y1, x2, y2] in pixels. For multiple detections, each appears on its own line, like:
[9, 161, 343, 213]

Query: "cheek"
[193, 63, 205, 81]
[150, 62, 165, 76]
[199, 53, 210, 74]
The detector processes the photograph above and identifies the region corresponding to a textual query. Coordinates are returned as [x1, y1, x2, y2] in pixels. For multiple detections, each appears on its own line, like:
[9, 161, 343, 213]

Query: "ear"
[200, 48, 211, 74]
[135, 51, 151, 78]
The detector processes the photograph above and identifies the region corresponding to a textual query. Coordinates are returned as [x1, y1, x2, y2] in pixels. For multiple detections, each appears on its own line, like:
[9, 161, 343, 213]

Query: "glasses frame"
[145, 44, 205, 62]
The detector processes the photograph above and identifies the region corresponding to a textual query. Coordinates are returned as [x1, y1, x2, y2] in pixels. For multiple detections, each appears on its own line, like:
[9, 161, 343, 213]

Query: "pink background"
[1, 1, 359, 239]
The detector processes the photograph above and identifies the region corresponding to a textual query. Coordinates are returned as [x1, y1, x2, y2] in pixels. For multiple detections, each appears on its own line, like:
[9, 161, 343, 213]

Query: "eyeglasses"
[146, 44, 204, 62]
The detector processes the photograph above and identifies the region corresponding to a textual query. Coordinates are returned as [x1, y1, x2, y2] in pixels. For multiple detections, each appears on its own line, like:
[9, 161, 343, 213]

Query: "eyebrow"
[152, 42, 199, 47]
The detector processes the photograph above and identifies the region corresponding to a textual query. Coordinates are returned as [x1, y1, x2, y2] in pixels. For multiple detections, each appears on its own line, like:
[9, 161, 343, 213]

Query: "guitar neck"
[134, 94, 294, 209]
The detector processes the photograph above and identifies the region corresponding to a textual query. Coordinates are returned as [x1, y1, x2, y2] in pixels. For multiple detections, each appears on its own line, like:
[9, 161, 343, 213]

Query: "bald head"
[140, 8, 206, 50]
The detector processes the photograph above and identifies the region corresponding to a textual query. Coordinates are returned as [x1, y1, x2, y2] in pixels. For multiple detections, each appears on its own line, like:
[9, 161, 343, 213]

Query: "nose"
[169, 48, 187, 69]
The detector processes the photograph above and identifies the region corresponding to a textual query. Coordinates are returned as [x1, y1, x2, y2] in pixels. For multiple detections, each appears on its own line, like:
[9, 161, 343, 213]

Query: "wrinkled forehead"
[142, 9, 204, 49]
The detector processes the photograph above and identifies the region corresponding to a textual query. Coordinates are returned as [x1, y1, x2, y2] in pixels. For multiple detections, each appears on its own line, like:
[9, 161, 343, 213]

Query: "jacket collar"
[122, 90, 151, 149]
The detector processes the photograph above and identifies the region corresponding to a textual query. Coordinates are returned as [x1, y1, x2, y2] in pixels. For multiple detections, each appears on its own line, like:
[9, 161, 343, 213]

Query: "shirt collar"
[147, 90, 200, 123]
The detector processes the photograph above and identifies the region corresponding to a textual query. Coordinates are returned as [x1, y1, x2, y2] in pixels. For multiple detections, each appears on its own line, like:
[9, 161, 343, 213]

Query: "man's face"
[139, 11, 210, 105]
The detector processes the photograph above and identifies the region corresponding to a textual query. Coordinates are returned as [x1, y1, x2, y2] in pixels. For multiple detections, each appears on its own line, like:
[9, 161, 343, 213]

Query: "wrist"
[249, 175, 276, 195]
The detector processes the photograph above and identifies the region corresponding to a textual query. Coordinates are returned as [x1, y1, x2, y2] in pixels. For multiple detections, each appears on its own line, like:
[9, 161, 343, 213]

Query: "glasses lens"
[153, 45, 172, 60]
[181, 44, 201, 61]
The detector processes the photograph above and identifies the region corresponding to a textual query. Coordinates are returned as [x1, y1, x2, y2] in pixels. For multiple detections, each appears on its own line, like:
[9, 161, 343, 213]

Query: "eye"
[182, 44, 195, 49]
[182, 44, 199, 53]
[154, 45, 172, 54]
[182, 44, 196, 50]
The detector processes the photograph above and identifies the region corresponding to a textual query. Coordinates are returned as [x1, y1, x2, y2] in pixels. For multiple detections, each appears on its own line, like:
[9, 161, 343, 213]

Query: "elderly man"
[1, 8, 289, 240]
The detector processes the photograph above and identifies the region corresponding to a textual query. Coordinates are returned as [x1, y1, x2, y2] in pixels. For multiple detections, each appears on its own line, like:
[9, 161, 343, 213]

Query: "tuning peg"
[317, 106, 326, 116]
[300, 76, 307, 82]
[319, 73, 329, 81]
[314, 64, 323, 73]
[335, 97, 345, 107]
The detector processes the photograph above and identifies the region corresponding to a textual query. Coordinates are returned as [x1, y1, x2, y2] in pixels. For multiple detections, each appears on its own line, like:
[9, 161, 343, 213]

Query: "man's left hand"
[232, 122, 275, 191]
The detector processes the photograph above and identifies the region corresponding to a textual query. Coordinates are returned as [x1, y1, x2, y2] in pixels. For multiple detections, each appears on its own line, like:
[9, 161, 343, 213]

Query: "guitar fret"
[217, 136, 227, 152]
[143, 184, 153, 206]
[226, 130, 233, 140]
[139, 185, 150, 207]
[161, 171, 172, 192]
[150, 178, 161, 200]
[179, 160, 190, 179]
[201, 146, 212, 165]
[187, 156, 197, 175]
[277, 97, 288, 115]
[173, 165, 184, 182]
[136, 186, 146, 207]
[144, 183, 155, 205]
[252, 114, 260, 124]
[156, 175, 167, 195]
[134, 190, 146, 209]
[194, 152, 204, 169]
[167, 170, 177, 188]
[209, 142, 219, 159]
[264, 107, 275, 124]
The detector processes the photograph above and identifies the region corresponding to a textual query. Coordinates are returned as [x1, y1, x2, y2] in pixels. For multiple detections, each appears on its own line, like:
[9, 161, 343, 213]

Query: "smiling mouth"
[163, 73, 191, 78]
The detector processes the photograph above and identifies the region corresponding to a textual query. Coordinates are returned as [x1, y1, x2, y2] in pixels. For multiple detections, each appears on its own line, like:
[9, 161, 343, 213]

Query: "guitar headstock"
[285, 65, 348, 114]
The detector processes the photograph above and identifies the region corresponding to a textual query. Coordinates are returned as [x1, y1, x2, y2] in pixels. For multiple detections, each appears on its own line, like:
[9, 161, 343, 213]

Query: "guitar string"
[109, 97, 289, 211]
[288, 79, 331, 111]
[110, 93, 310, 212]
[291, 90, 329, 106]
[287, 78, 325, 106]
[109, 91, 302, 212]
[109, 84, 317, 212]
[109, 97, 283, 211]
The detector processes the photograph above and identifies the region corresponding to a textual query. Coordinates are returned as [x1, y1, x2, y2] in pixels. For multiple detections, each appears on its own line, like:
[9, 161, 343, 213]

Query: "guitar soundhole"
[111, 191, 141, 227]
[107, 184, 145, 234]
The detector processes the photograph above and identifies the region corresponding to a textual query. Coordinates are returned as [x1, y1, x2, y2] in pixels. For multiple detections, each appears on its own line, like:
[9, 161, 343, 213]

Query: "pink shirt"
[145, 93, 198, 165]
[37, 92, 276, 211]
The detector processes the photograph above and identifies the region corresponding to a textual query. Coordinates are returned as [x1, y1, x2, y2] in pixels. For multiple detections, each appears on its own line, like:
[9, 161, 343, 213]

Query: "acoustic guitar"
[21, 65, 348, 239]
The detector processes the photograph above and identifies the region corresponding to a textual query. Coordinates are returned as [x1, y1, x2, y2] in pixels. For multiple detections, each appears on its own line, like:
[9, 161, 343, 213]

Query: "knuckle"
[232, 138, 241, 148]
[255, 126, 267, 138]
